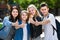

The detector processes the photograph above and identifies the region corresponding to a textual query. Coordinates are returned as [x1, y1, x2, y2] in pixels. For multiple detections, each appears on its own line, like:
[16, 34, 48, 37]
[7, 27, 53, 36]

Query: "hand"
[12, 20, 20, 29]
[35, 20, 40, 26]
[15, 21, 25, 29]
[35, 22, 40, 26]
[19, 23, 25, 28]
[15, 20, 19, 27]
[29, 18, 35, 24]
[12, 20, 19, 27]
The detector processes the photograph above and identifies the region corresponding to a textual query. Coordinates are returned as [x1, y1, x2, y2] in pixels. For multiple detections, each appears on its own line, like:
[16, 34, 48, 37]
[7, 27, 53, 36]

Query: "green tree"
[13, 0, 60, 9]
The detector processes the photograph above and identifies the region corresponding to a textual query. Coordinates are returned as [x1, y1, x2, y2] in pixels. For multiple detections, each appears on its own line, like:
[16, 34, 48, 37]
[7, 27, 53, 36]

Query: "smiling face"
[12, 9, 18, 18]
[21, 12, 28, 21]
[40, 6, 49, 16]
[28, 7, 36, 16]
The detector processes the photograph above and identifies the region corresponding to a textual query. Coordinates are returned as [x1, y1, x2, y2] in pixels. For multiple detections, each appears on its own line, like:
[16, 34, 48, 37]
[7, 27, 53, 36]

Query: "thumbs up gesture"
[35, 19, 40, 26]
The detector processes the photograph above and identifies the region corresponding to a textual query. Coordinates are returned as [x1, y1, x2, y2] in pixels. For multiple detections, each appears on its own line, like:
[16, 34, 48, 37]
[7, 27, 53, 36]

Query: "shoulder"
[49, 13, 54, 17]
[4, 16, 10, 20]
[26, 23, 30, 28]
[18, 19, 22, 24]
[27, 22, 30, 25]
[36, 16, 42, 21]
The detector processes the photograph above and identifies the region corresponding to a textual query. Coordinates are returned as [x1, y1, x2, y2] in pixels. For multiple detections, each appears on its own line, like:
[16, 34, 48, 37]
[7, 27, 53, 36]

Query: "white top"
[23, 24, 27, 40]
[43, 13, 58, 40]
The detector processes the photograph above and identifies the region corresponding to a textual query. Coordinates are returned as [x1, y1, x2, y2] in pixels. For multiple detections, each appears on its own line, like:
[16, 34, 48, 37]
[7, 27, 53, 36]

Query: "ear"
[48, 8, 49, 11]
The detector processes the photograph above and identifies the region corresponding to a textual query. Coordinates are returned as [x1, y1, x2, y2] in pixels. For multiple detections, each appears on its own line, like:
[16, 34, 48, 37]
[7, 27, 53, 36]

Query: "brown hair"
[40, 2, 48, 8]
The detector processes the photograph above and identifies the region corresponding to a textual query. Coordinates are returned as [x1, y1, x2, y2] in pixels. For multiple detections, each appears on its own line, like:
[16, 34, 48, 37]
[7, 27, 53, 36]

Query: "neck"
[44, 13, 49, 17]
[13, 17, 16, 19]
[22, 20, 26, 23]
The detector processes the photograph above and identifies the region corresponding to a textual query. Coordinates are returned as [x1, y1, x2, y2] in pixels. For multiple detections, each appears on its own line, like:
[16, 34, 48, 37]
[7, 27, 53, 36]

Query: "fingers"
[35, 18, 38, 22]
[20, 23, 25, 28]
[30, 18, 35, 24]
[14, 20, 19, 28]
[15, 20, 18, 24]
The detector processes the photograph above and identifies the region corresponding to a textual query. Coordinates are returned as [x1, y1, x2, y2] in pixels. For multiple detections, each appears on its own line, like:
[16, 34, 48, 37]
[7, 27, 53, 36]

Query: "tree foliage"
[12, 0, 60, 9]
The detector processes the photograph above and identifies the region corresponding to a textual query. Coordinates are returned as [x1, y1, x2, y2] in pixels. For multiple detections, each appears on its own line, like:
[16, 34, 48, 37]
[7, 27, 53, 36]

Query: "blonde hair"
[21, 10, 29, 17]
[27, 4, 42, 17]
[21, 10, 28, 14]
[20, 10, 29, 22]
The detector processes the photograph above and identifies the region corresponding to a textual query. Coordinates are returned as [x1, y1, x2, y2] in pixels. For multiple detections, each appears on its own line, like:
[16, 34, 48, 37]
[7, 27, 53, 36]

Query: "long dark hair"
[9, 4, 21, 22]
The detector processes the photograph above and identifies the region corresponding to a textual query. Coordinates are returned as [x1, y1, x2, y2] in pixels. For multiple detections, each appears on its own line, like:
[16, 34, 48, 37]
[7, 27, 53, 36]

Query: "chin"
[22, 19, 26, 21]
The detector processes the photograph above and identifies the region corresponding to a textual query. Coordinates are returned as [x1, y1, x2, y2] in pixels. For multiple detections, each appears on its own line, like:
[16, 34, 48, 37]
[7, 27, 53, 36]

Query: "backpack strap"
[51, 24, 57, 35]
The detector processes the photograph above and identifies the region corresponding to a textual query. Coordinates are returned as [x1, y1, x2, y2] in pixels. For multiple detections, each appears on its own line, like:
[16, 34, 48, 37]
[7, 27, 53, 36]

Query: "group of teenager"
[0, 2, 58, 40]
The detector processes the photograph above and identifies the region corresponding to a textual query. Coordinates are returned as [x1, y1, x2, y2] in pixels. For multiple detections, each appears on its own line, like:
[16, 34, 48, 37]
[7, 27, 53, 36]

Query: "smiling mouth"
[15, 14, 16, 16]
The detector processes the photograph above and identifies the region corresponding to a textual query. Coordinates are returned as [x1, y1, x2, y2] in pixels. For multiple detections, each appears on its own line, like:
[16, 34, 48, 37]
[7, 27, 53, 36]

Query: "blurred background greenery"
[11, 0, 60, 9]
[0, 0, 60, 16]
[0, 0, 60, 9]
[6, 0, 60, 16]
[0, 0, 60, 28]
[0, 23, 2, 28]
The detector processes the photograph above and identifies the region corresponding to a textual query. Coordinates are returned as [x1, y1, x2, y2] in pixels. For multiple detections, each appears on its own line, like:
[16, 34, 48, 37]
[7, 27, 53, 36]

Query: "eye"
[13, 11, 15, 13]
[41, 9, 44, 11]
[29, 11, 31, 12]
[44, 9, 46, 10]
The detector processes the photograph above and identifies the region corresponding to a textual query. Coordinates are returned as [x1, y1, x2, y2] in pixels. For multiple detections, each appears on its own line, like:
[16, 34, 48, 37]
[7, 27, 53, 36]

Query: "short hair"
[20, 10, 29, 23]
[40, 2, 48, 8]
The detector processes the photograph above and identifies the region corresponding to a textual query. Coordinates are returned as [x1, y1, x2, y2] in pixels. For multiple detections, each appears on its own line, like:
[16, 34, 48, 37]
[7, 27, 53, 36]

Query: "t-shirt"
[43, 13, 58, 40]
[30, 16, 42, 38]
[23, 24, 27, 40]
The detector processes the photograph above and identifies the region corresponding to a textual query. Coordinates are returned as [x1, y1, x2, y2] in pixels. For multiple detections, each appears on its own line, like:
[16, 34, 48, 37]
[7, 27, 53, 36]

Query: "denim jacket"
[14, 20, 30, 40]
[0, 16, 12, 39]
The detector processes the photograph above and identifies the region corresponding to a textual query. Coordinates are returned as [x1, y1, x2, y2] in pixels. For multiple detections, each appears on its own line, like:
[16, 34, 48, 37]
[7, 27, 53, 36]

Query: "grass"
[0, 23, 3, 29]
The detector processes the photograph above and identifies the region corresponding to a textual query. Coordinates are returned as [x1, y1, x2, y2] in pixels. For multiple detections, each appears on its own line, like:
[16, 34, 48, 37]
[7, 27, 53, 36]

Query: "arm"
[3, 17, 15, 27]
[36, 14, 54, 26]
[38, 19, 50, 25]
[3, 17, 12, 27]
[15, 23, 25, 29]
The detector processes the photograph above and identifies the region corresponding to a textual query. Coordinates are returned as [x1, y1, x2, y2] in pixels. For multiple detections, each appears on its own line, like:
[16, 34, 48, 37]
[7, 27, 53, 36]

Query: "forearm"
[39, 20, 50, 25]
[3, 17, 12, 27]
[3, 19, 12, 27]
